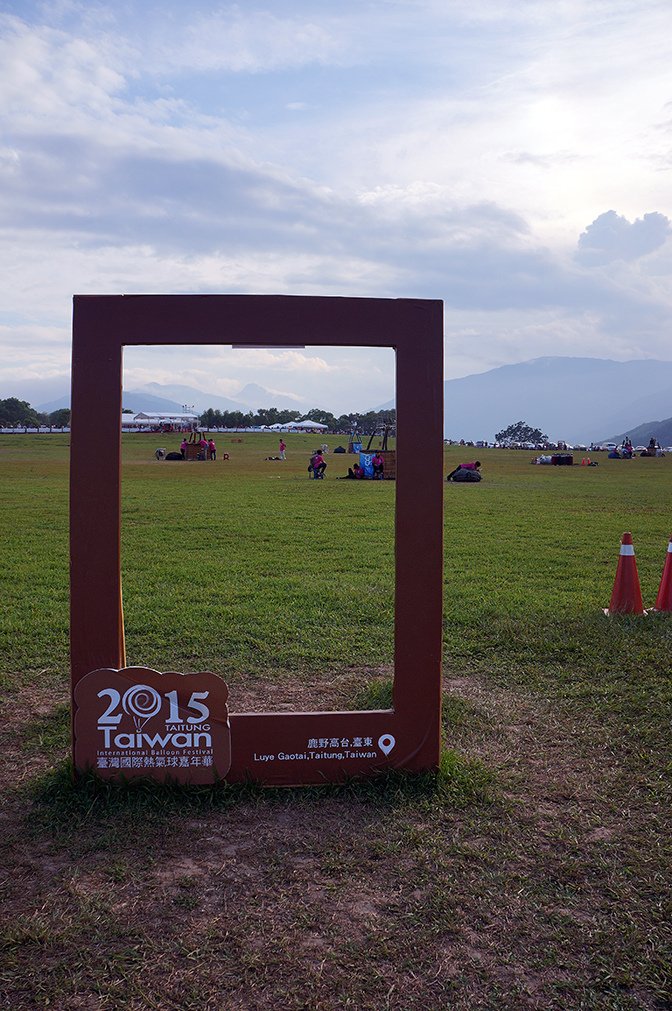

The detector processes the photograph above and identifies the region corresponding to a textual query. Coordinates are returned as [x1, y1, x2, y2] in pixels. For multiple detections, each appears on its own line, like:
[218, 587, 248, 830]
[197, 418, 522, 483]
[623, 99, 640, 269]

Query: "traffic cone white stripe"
[605, 532, 645, 615]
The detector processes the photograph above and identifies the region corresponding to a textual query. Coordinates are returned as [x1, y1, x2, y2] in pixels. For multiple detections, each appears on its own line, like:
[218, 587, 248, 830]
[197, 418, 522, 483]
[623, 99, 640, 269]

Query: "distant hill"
[606, 418, 672, 447]
[236, 383, 307, 412]
[36, 394, 72, 413]
[377, 356, 672, 442]
[132, 381, 308, 413]
[6, 376, 70, 408]
[120, 390, 187, 414]
[38, 389, 186, 414]
[38, 381, 308, 416]
[27, 356, 672, 439]
[129, 382, 251, 414]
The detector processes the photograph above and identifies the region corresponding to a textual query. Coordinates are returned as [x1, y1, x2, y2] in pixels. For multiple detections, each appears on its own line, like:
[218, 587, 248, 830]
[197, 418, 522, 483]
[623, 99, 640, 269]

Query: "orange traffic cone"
[604, 532, 646, 615]
[653, 535, 672, 612]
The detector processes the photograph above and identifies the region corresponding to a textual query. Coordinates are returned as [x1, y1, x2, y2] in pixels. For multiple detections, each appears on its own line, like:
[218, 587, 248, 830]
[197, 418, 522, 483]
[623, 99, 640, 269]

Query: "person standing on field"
[279, 438, 286, 460]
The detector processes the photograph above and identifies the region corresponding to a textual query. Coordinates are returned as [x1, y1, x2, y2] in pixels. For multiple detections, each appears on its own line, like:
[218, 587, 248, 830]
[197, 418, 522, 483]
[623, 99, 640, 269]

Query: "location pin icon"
[378, 733, 396, 757]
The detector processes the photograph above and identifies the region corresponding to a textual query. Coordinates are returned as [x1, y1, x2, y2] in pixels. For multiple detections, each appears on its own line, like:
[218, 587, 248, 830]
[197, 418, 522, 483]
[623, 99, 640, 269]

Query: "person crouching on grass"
[447, 460, 481, 481]
[310, 451, 327, 479]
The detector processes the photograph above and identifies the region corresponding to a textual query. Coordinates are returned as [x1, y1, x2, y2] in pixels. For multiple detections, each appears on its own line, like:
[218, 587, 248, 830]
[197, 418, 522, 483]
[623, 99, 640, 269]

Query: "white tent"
[134, 411, 199, 424]
[287, 419, 328, 430]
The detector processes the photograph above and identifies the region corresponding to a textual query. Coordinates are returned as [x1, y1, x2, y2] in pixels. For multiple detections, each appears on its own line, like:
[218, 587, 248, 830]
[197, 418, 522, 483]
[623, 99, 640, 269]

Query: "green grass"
[1, 434, 670, 749]
[24, 744, 493, 843]
[1, 432, 671, 1010]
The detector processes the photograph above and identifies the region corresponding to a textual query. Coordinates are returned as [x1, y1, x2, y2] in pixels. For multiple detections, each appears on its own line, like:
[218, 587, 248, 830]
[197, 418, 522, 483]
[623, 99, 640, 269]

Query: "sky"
[1, 0, 671, 414]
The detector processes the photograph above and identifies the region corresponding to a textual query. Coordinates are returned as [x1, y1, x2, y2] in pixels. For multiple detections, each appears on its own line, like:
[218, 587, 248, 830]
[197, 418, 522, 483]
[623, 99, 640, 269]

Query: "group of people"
[643, 437, 663, 457]
[610, 437, 636, 459]
[338, 451, 385, 480]
[180, 437, 217, 460]
[307, 448, 386, 480]
[609, 437, 664, 460]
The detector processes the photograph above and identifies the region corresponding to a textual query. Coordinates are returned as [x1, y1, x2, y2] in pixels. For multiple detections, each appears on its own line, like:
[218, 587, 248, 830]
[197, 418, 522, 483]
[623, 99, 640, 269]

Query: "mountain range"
[377, 357, 672, 443]
[462, 356, 672, 443]
[131, 381, 308, 413]
[36, 382, 310, 417]
[13, 356, 672, 442]
[607, 418, 672, 447]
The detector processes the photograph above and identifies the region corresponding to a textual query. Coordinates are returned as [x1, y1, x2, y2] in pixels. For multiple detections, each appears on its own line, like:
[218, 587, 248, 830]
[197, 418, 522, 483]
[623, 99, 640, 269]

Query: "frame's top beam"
[72, 294, 443, 349]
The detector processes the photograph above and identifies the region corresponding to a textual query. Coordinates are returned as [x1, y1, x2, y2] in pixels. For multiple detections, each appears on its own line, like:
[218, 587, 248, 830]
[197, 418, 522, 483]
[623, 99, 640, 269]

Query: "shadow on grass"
[25, 747, 493, 844]
[20, 672, 493, 848]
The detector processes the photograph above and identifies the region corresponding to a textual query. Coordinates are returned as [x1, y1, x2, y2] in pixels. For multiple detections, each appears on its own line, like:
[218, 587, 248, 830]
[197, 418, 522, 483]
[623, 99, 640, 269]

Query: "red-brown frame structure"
[71, 295, 444, 785]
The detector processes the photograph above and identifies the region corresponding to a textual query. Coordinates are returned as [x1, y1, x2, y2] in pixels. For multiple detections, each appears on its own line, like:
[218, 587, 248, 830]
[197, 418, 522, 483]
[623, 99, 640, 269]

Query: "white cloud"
[123, 366, 243, 399]
[577, 210, 671, 264]
[0, 323, 69, 363]
[226, 350, 335, 373]
[1, 1, 671, 410]
[156, 9, 342, 75]
[0, 14, 129, 122]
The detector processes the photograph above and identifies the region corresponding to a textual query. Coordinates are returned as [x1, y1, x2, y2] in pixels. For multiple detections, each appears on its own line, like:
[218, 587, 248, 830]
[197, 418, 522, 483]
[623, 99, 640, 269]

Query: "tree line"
[0, 397, 395, 435]
[199, 406, 396, 433]
[0, 398, 70, 427]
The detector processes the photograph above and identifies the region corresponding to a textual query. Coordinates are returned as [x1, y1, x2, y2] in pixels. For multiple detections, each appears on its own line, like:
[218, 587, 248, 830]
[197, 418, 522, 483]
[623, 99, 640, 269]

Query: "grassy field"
[1, 433, 670, 1009]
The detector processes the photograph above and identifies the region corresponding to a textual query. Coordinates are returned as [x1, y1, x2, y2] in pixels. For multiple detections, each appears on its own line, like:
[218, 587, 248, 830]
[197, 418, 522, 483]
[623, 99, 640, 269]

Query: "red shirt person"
[311, 452, 326, 478]
[446, 460, 481, 481]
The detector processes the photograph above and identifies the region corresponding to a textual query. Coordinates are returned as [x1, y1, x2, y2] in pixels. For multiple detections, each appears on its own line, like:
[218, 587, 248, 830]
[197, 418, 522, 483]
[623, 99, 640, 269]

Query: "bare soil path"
[1, 673, 670, 1010]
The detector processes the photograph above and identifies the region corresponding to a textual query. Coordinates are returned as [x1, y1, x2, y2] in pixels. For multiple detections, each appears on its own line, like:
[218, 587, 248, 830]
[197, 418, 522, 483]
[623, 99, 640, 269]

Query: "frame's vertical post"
[70, 297, 125, 689]
[393, 302, 444, 767]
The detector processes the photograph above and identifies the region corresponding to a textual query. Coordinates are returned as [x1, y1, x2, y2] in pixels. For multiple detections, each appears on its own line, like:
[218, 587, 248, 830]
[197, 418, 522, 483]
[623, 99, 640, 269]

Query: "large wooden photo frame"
[71, 295, 444, 785]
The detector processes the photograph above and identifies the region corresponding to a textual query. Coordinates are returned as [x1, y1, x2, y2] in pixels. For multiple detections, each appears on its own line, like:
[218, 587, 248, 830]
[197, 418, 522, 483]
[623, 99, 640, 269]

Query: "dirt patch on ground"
[0, 680, 69, 790]
[229, 665, 391, 713]
[2, 672, 670, 1010]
